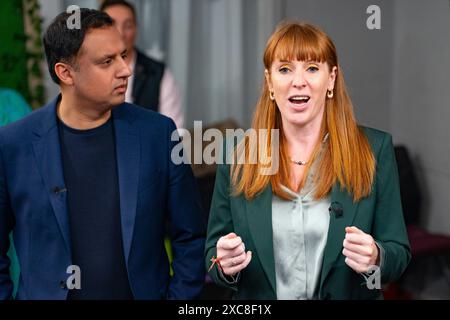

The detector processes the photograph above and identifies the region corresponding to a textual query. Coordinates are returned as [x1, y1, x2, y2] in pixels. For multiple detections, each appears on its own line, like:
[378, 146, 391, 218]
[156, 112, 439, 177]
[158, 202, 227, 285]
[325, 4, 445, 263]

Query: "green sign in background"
[0, 0, 30, 100]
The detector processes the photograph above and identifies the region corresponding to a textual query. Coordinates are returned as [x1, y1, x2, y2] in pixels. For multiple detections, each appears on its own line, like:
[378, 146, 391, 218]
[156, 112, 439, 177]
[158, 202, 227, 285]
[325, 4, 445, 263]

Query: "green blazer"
[205, 127, 411, 300]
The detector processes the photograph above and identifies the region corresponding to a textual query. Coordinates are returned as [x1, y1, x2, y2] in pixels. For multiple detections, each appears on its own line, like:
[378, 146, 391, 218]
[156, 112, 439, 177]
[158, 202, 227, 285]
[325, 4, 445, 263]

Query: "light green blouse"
[272, 183, 330, 299]
[272, 135, 331, 300]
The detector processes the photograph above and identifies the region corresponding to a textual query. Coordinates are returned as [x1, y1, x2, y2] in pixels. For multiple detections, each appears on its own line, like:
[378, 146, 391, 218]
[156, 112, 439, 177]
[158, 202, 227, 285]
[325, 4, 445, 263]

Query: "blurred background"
[1, 0, 449, 299]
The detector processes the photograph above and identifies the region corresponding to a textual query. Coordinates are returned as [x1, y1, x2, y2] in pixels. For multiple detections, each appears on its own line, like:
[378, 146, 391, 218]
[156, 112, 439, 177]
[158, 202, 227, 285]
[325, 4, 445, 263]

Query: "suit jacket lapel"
[245, 186, 276, 294]
[319, 183, 359, 290]
[32, 97, 71, 255]
[112, 105, 140, 264]
[244, 181, 359, 296]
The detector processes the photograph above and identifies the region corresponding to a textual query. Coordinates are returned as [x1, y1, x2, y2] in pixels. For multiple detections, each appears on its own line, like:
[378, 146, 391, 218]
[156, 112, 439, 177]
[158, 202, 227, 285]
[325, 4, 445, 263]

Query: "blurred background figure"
[0, 87, 32, 298]
[0, 88, 32, 126]
[101, 0, 183, 129]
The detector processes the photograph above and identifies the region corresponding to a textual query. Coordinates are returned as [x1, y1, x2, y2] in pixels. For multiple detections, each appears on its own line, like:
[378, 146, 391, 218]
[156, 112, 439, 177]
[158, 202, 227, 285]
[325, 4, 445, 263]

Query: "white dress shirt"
[125, 52, 184, 129]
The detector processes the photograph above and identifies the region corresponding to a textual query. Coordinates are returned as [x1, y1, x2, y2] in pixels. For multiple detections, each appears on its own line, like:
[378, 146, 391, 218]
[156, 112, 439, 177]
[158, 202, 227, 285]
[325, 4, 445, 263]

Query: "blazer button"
[60, 280, 67, 290]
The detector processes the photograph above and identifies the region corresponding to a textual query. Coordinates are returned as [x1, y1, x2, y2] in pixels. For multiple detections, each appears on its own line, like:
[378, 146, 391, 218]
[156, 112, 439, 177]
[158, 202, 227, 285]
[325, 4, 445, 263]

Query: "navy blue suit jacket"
[0, 96, 206, 299]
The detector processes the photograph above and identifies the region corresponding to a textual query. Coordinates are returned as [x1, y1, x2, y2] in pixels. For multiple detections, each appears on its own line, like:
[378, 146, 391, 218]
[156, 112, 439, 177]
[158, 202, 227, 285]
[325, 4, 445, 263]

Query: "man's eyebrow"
[97, 49, 127, 61]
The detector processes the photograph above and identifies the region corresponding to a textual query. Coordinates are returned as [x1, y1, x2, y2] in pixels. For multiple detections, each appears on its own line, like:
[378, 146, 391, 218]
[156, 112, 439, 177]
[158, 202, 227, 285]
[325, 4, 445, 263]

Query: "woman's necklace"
[289, 133, 329, 166]
[290, 158, 308, 166]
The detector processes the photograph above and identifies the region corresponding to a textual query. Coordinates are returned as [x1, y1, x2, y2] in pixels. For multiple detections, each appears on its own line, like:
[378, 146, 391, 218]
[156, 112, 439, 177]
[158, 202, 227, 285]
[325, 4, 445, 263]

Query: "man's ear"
[54, 62, 75, 86]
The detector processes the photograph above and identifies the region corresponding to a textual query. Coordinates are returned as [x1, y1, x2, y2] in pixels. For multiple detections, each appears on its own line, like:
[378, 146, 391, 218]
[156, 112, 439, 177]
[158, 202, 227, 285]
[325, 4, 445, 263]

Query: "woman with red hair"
[205, 22, 411, 300]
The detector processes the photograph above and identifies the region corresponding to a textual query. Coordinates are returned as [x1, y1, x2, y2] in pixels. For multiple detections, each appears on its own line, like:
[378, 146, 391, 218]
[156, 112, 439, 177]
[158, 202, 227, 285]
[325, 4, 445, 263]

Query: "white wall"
[179, 0, 283, 128]
[39, 0, 64, 101]
[283, 0, 394, 133]
[284, 0, 450, 235]
[391, 0, 450, 235]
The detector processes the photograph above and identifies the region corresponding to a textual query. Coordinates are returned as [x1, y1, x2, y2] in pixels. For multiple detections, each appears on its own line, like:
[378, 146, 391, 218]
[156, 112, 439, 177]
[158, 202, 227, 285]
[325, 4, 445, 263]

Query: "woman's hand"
[216, 232, 252, 276]
[342, 226, 379, 273]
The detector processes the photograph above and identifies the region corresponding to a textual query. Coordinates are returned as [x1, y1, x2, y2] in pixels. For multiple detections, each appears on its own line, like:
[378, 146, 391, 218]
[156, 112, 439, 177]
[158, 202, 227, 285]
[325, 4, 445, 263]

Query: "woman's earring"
[269, 91, 275, 101]
[327, 89, 334, 99]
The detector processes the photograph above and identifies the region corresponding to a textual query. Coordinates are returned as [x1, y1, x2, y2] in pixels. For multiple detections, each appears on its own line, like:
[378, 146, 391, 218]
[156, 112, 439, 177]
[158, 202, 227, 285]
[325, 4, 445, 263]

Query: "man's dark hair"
[100, 0, 136, 21]
[43, 9, 114, 84]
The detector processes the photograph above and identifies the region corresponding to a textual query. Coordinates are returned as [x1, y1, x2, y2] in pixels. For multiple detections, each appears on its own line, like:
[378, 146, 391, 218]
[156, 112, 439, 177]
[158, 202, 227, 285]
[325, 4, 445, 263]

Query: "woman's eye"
[104, 59, 112, 65]
[279, 67, 291, 74]
[307, 65, 319, 72]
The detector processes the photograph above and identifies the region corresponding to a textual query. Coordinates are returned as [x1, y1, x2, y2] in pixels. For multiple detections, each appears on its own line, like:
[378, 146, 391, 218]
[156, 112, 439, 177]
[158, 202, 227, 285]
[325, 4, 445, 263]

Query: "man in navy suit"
[0, 9, 205, 300]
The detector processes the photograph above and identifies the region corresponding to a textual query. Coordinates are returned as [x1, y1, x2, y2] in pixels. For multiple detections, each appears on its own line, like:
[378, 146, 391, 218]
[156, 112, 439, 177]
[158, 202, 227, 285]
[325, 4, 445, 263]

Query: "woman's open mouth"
[288, 95, 310, 108]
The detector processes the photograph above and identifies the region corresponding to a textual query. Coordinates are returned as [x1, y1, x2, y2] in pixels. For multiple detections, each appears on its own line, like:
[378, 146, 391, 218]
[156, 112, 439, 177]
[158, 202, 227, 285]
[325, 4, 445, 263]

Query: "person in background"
[205, 22, 411, 300]
[100, 0, 183, 129]
[0, 87, 32, 297]
[0, 88, 32, 126]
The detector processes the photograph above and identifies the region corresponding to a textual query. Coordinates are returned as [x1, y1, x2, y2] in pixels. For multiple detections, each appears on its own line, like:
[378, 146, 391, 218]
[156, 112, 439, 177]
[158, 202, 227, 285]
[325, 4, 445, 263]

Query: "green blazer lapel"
[320, 183, 359, 289]
[245, 186, 277, 294]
